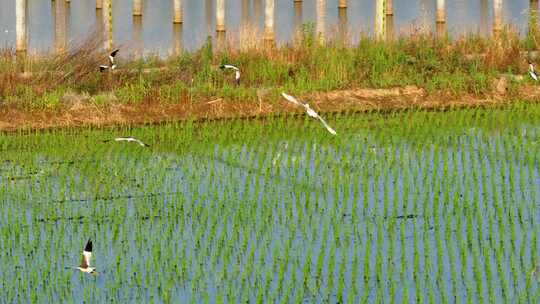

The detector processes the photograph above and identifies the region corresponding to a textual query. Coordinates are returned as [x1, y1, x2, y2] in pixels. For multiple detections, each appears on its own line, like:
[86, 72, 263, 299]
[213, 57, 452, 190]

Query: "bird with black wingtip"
[67, 239, 97, 275]
[100, 49, 119, 72]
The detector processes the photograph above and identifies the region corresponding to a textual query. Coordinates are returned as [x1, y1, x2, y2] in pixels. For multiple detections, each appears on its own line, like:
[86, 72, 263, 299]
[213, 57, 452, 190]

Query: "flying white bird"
[104, 137, 150, 147]
[529, 61, 538, 81]
[99, 49, 119, 72]
[68, 239, 96, 275]
[281, 92, 337, 135]
[220, 64, 241, 85]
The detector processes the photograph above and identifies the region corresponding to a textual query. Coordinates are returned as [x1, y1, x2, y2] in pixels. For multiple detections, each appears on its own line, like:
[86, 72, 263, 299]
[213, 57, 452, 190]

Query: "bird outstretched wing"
[109, 49, 120, 65]
[220, 64, 239, 71]
[530, 71, 538, 81]
[114, 137, 149, 147]
[316, 116, 337, 135]
[281, 92, 304, 107]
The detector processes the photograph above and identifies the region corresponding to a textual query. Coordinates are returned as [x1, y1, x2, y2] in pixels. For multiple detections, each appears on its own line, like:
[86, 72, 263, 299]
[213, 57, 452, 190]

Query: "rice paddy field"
[0, 102, 539, 303]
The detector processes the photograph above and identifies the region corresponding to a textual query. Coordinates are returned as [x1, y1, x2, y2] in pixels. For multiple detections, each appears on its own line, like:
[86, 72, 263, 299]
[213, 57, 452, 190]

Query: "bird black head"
[84, 240, 92, 252]
[219, 64, 226, 70]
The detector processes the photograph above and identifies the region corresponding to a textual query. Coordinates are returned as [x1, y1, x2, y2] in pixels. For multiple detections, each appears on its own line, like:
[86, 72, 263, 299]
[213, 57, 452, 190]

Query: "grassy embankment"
[1, 26, 540, 130]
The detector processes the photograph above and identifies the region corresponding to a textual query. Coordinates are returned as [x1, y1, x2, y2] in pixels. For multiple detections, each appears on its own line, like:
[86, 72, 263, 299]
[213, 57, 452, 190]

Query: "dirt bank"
[1, 83, 539, 132]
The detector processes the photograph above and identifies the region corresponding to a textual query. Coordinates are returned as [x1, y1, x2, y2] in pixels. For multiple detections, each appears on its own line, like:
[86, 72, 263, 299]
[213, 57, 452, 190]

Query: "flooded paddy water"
[0, 103, 539, 302]
[1, 0, 540, 56]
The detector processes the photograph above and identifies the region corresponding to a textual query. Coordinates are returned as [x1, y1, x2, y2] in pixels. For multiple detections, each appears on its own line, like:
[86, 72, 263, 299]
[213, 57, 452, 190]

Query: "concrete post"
[386, 0, 393, 15]
[16, 0, 27, 52]
[103, 0, 113, 50]
[338, 5, 348, 43]
[316, 0, 326, 44]
[493, 0, 503, 35]
[480, 0, 488, 36]
[254, 0, 262, 25]
[386, 14, 394, 40]
[293, 1, 303, 42]
[264, 0, 275, 41]
[173, 0, 183, 23]
[133, 16, 142, 59]
[241, 0, 249, 26]
[172, 23, 183, 56]
[374, 0, 385, 40]
[133, 0, 142, 16]
[529, 0, 538, 36]
[216, 0, 226, 32]
[54, 0, 67, 54]
[205, 0, 213, 33]
[436, 0, 445, 23]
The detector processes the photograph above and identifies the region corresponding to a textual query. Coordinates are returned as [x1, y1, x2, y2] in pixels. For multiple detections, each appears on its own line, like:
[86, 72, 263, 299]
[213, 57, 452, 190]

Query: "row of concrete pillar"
[13, 0, 520, 53]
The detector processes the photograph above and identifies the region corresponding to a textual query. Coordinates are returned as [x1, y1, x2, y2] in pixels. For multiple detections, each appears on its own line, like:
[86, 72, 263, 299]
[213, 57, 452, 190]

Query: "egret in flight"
[281, 92, 337, 135]
[103, 137, 150, 147]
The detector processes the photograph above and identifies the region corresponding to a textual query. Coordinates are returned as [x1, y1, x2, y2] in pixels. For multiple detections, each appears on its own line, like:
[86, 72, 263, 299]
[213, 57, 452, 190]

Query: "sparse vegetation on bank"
[1, 26, 540, 130]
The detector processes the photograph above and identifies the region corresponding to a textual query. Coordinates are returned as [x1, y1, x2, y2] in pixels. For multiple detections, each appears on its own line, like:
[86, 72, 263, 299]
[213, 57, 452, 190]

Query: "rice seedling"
[0, 102, 539, 301]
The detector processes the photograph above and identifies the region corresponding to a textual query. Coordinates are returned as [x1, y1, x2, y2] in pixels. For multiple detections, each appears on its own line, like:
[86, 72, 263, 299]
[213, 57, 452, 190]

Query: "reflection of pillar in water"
[172, 23, 183, 56]
[386, 0, 393, 16]
[173, 0, 183, 24]
[253, 0, 262, 28]
[103, 0, 113, 50]
[436, 21, 446, 38]
[16, 0, 27, 52]
[55, 0, 67, 54]
[241, 0, 249, 26]
[386, 14, 394, 41]
[338, 7, 348, 43]
[96, 0, 102, 10]
[294, 1, 302, 30]
[216, 31, 226, 52]
[374, 0, 385, 40]
[293, 2, 303, 42]
[493, 0, 503, 36]
[95, 2, 103, 32]
[133, 0, 142, 16]
[216, 0, 226, 32]
[132, 16, 142, 59]
[480, 0, 488, 36]
[205, 0, 213, 33]
[264, 0, 275, 41]
[338, 0, 346, 9]
[316, 0, 326, 44]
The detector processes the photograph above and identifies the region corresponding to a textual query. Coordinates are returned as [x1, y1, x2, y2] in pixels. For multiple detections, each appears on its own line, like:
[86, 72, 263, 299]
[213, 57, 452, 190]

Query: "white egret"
[281, 92, 337, 135]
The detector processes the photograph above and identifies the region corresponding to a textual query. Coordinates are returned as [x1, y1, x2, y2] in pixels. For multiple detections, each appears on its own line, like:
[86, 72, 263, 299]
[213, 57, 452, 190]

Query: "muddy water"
[0, 0, 537, 56]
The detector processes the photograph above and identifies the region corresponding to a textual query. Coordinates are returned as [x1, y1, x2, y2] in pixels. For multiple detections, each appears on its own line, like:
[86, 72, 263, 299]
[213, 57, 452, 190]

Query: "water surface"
[0, 0, 537, 56]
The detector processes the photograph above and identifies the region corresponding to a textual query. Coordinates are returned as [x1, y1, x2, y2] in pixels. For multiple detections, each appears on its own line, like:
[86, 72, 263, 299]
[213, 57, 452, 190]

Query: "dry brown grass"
[1, 26, 540, 130]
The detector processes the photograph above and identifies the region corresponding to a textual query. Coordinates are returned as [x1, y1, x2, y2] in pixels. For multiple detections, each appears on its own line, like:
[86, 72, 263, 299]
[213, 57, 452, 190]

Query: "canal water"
[0, 0, 537, 56]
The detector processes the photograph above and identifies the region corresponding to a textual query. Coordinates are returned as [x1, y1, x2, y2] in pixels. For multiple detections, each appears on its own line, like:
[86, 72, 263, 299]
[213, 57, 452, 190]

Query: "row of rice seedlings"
[1, 103, 540, 300]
